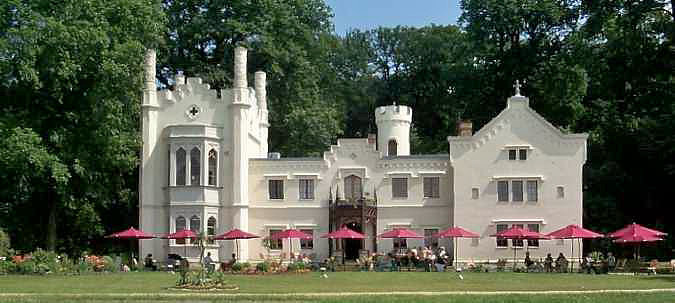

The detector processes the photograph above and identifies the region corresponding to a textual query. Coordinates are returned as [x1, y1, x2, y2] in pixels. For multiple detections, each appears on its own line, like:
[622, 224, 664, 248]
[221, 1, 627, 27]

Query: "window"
[557, 186, 565, 198]
[424, 229, 439, 248]
[393, 238, 407, 251]
[512, 224, 524, 247]
[269, 229, 282, 250]
[519, 149, 527, 160]
[176, 148, 186, 186]
[497, 181, 509, 202]
[388, 139, 398, 156]
[527, 224, 539, 247]
[496, 224, 508, 247]
[344, 175, 362, 200]
[299, 179, 315, 200]
[208, 149, 217, 186]
[512, 181, 523, 201]
[189, 215, 200, 244]
[268, 180, 284, 200]
[175, 216, 186, 245]
[508, 149, 517, 160]
[472, 187, 479, 199]
[207, 217, 216, 244]
[190, 147, 201, 185]
[300, 229, 313, 249]
[423, 177, 440, 198]
[526, 181, 538, 202]
[392, 178, 408, 198]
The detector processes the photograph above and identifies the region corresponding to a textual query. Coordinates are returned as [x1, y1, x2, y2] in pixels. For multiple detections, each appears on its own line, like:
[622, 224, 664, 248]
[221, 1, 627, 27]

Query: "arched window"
[176, 148, 186, 186]
[175, 216, 186, 245]
[388, 139, 398, 156]
[190, 215, 200, 243]
[208, 149, 217, 186]
[190, 147, 201, 185]
[207, 217, 216, 244]
[344, 175, 362, 201]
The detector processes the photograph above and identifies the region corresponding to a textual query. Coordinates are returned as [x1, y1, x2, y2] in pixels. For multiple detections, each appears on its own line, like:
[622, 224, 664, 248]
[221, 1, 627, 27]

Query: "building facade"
[139, 48, 588, 263]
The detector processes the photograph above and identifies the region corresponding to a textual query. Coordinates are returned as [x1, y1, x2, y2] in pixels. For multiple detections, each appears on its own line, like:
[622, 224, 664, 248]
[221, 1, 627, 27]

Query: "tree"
[160, 0, 341, 156]
[0, 0, 164, 254]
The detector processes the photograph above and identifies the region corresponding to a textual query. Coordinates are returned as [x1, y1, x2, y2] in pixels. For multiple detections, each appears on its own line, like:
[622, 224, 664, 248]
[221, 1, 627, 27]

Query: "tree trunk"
[46, 188, 57, 251]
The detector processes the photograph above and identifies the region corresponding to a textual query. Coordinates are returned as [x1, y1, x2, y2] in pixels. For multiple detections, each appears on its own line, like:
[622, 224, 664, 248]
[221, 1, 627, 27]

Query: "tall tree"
[160, 0, 342, 156]
[0, 0, 164, 253]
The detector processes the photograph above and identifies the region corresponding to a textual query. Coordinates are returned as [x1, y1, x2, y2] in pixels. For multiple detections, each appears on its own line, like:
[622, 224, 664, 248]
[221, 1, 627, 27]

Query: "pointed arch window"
[344, 175, 362, 200]
[189, 215, 200, 243]
[388, 139, 398, 156]
[176, 148, 186, 186]
[175, 216, 186, 244]
[208, 149, 217, 186]
[190, 147, 201, 185]
[207, 217, 216, 244]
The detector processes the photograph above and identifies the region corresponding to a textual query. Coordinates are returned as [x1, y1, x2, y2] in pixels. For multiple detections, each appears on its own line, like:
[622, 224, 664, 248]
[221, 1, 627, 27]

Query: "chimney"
[457, 120, 473, 137]
[368, 133, 377, 146]
[234, 47, 247, 89]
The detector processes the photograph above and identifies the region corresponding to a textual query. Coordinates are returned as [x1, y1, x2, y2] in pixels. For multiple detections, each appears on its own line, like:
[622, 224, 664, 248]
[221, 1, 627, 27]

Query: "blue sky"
[325, 0, 462, 35]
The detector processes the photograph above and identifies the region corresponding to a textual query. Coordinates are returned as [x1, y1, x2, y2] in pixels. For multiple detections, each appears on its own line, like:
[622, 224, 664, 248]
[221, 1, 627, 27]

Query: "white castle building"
[139, 47, 588, 263]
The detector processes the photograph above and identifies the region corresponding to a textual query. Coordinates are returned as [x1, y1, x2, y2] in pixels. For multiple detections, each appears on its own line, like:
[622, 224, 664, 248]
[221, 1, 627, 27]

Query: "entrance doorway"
[344, 221, 362, 260]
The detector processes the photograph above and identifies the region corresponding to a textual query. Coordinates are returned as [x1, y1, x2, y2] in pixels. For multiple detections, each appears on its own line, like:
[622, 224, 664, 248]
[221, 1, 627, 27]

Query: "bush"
[231, 262, 243, 272]
[256, 261, 270, 272]
[32, 248, 59, 274]
[496, 258, 507, 272]
[17, 260, 37, 274]
[0, 259, 15, 274]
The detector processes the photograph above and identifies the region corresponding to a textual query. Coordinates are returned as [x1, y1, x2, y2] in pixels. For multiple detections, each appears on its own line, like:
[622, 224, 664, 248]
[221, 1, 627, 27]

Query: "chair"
[647, 259, 658, 275]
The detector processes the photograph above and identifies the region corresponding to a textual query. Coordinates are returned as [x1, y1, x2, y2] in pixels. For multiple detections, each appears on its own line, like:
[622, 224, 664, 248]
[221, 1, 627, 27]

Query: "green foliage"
[256, 261, 270, 272]
[231, 262, 243, 272]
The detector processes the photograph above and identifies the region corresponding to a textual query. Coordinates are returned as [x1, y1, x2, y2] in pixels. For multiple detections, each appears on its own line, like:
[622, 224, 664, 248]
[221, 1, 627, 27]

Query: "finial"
[513, 80, 522, 96]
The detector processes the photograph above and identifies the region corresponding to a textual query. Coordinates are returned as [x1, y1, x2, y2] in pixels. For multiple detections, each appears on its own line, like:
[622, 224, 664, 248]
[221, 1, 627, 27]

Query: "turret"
[255, 71, 269, 154]
[375, 104, 412, 156]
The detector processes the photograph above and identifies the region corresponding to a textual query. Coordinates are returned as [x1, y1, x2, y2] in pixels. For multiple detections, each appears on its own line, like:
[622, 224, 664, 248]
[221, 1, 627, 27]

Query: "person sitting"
[556, 253, 568, 273]
[607, 252, 616, 272]
[144, 253, 157, 271]
[203, 252, 215, 273]
[544, 253, 554, 273]
[582, 254, 595, 274]
[524, 252, 534, 271]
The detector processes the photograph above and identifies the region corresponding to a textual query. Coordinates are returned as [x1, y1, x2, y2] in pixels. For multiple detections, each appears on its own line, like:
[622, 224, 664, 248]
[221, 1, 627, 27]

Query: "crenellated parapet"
[375, 105, 413, 124]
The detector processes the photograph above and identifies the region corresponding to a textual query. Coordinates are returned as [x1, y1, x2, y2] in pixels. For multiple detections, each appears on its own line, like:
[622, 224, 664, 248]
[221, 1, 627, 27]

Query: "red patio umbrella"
[433, 226, 479, 266]
[546, 224, 603, 272]
[491, 226, 549, 270]
[270, 229, 312, 259]
[611, 224, 666, 260]
[213, 229, 260, 261]
[160, 229, 197, 259]
[379, 228, 423, 256]
[105, 227, 156, 268]
[321, 227, 365, 266]
[609, 223, 667, 239]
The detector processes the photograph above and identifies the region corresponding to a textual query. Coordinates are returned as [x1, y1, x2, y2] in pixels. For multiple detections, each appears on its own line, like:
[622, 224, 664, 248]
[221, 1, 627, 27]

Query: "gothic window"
[208, 149, 217, 186]
[388, 139, 398, 156]
[190, 147, 201, 185]
[344, 175, 362, 200]
[189, 215, 200, 243]
[176, 148, 186, 186]
[207, 217, 216, 244]
[175, 216, 186, 245]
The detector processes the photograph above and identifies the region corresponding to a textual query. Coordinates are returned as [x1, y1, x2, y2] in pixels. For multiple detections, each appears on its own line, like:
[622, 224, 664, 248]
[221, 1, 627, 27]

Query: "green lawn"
[1, 272, 674, 302]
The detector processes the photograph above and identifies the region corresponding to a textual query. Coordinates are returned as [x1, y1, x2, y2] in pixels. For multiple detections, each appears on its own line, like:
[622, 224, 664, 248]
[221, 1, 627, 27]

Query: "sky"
[325, 0, 462, 35]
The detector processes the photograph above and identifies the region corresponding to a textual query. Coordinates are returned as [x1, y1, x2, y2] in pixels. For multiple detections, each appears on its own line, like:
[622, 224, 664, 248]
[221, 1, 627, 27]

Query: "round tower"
[375, 104, 412, 156]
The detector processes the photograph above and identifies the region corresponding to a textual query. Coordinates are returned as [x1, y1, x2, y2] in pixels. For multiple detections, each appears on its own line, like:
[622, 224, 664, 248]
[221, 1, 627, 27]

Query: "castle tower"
[375, 104, 412, 156]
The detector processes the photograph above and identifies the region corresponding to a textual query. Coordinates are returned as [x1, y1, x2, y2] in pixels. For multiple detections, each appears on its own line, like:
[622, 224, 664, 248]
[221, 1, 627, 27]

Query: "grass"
[1, 272, 674, 302]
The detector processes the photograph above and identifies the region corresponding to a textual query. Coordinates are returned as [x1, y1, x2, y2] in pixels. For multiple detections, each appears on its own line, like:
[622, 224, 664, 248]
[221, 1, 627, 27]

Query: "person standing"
[607, 252, 616, 272]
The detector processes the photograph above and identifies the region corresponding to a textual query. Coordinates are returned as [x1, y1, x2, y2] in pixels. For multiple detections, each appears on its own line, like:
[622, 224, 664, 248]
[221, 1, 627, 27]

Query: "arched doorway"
[344, 221, 362, 260]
